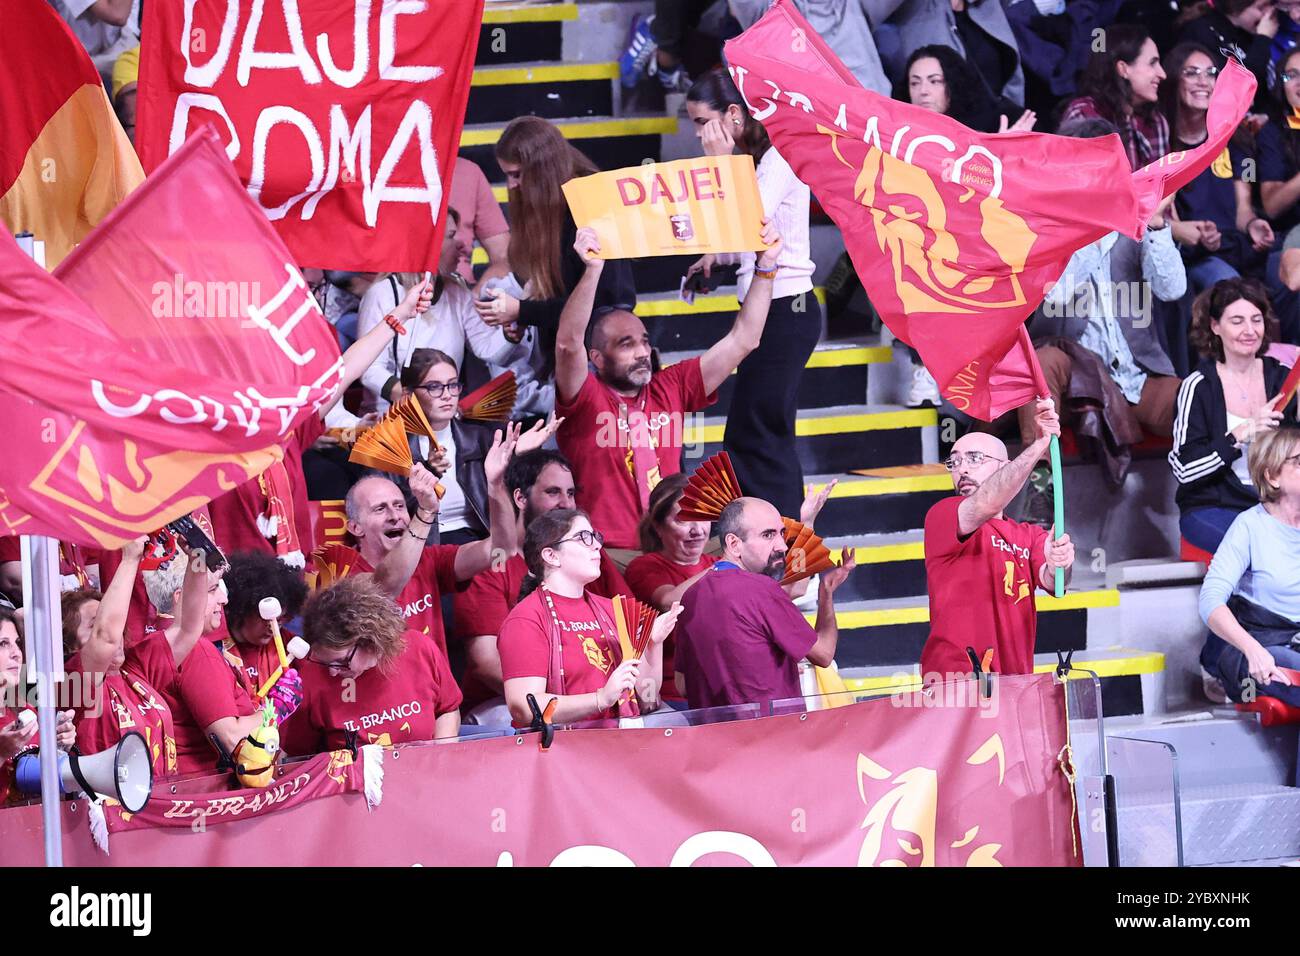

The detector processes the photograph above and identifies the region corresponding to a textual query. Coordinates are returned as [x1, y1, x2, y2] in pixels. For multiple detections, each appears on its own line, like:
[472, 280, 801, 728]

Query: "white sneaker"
[907, 364, 941, 407]
[1201, 667, 1228, 705]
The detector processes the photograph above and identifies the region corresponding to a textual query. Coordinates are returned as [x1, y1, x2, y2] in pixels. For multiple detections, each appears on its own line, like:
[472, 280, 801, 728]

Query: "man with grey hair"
[674, 496, 856, 709]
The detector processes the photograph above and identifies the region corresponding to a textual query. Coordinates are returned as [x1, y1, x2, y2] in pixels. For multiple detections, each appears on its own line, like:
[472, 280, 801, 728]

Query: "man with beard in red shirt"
[554, 224, 782, 564]
[453, 449, 634, 717]
[920, 399, 1076, 683]
[311, 430, 516, 656]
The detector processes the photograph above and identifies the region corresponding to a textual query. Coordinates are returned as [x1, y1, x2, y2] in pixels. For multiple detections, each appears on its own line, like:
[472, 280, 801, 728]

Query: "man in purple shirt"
[674, 497, 856, 709]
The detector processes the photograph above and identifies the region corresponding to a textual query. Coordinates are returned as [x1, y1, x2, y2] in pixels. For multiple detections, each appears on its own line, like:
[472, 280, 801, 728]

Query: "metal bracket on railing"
[1055, 648, 1076, 680]
[965, 646, 993, 700]
[527, 694, 557, 751]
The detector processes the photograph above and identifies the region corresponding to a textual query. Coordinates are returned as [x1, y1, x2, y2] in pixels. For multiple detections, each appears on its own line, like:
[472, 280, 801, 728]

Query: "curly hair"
[60, 588, 101, 657]
[301, 576, 407, 675]
[222, 550, 308, 634]
[1189, 277, 1279, 362]
[893, 44, 997, 132]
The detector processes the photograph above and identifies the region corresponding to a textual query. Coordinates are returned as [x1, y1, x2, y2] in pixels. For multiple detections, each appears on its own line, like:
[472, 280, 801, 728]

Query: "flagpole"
[1049, 435, 1065, 599]
[14, 232, 65, 867]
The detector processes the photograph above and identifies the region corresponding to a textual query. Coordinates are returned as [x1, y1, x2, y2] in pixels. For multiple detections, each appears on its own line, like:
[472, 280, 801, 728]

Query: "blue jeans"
[335, 309, 358, 351]
[1179, 507, 1241, 555]
[1267, 250, 1300, 344]
[1187, 255, 1240, 293]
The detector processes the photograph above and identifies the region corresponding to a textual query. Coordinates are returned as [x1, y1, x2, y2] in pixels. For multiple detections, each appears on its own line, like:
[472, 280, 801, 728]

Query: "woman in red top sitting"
[499, 509, 682, 726]
[624, 476, 715, 702]
[66, 537, 177, 779]
[282, 576, 463, 755]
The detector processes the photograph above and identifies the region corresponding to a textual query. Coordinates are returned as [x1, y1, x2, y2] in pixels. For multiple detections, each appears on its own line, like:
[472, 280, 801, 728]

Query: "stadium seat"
[1235, 669, 1300, 726]
[1179, 538, 1213, 564]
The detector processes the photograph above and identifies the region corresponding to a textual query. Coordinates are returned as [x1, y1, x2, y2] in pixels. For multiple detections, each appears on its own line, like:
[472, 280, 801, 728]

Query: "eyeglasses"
[415, 381, 462, 397]
[309, 642, 361, 673]
[1180, 66, 1218, 80]
[943, 451, 1008, 471]
[1284, 71, 1300, 85]
[555, 529, 604, 549]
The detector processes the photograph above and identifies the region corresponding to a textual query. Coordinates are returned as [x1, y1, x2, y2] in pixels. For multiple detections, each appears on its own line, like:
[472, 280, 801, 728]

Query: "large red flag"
[0, 127, 343, 549]
[0, 1, 143, 267]
[135, 0, 484, 272]
[724, 0, 1255, 419]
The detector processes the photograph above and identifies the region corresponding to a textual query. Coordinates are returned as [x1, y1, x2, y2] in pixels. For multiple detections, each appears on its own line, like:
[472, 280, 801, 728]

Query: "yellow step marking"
[839, 650, 1164, 692]
[482, 3, 578, 24]
[472, 62, 618, 86]
[804, 588, 1120, 628]
[684, 408, 936, 446]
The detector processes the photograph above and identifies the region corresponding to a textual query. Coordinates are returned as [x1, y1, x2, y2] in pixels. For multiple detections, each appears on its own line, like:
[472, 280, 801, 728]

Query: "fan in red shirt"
[122, 535, 266, 775]
[920, 399, 1076, 683]
[219, 550, 308, 695]
[66, 543, 177, 780]
[453, 449, 634, 717]
[624, 474, 715, 701]
[553, 224, 782, 557]
[498, 509, 682, 727]
[0, 607, 76, 804]
[0, 536, 95, 602]
[209, 274, 436, 566]
[309, 428, 516, 655]
[282, 576, 463, 754]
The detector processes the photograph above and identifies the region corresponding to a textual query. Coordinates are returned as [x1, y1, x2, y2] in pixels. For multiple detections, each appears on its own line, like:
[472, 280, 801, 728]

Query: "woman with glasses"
[1199, 426, 1300, 707]
[282, 575, 462, 755]
[1060, 24, 1169, 170]
[358, 208, 528, 415]
[398, 349, 558, 545]
[498, 509, 682, 726]
[1170, 278, 1296, 555]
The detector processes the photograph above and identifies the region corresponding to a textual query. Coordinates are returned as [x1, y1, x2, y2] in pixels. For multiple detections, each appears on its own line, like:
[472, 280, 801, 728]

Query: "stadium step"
[467, 61, 617, 125]
[816, 587, 1121, 671]
[683, 405, 938, 477]
[819, 531, 925, 602]
[476, 2, 576, 66]
[802, 465, 952, 538]
[660, 338, 886, 415]
[838, 644, 1159, 718]
[636, 287, 826, 352]
[461, 115, 679, 183]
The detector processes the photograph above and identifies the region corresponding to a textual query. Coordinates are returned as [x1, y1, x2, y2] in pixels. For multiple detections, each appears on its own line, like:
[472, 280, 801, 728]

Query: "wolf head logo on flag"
[724, 0, 1254, 421]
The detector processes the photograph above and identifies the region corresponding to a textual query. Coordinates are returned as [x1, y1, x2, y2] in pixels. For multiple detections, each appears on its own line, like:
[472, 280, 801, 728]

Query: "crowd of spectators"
[9, 0, 1300, 800]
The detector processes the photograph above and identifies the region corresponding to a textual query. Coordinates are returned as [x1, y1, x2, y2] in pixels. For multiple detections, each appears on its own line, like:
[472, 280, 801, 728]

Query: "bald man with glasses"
[920, 398, 1076, 683]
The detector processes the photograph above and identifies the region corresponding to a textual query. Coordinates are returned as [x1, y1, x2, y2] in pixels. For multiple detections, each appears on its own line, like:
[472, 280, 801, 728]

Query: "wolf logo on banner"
[856, 734, 1007, 867]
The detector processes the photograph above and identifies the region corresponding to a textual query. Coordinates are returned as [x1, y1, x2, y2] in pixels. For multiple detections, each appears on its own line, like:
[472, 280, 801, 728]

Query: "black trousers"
[723, 292, 822, 520]
[653, 0, 713, 58]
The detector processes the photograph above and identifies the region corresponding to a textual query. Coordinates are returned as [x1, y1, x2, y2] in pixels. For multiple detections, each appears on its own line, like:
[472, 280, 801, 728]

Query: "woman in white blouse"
[684, 68, 819, 520]
[356, 208, 528, 414]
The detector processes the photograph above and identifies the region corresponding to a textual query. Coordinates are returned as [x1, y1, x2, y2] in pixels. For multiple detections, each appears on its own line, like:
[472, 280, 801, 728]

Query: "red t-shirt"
[126, 632, 256, 775]
[313, 542, 463, 656]
[452, 552, 632, 708]
[498, 588, 624, 719]
[675, 564, 816, 709]
[556, 358, 716, 549]
[209, 417, 324, 559]
[0, 537, 94, 590]
[920, 497, 1050, 680]
[280, 630, 462, 755]
[224, 639, 284, 695]
[66, 653, 178, 780]
[624, 551, 716, 700]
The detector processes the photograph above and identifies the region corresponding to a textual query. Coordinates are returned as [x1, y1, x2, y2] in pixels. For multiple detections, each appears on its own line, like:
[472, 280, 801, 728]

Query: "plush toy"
[232, 702, 280, 789]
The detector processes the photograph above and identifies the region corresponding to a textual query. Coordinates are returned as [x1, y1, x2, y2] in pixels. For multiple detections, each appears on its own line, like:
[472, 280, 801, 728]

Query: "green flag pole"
[1049, 433, 1065, 598]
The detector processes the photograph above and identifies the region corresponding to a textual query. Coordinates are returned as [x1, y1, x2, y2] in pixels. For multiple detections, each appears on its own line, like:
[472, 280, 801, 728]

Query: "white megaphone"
[15, 727, 152, 813]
